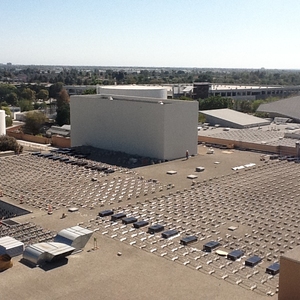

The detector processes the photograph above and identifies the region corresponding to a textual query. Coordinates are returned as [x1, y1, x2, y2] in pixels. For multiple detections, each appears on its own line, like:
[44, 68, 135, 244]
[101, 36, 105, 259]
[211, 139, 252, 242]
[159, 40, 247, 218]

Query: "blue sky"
[1, 0, 300, 69]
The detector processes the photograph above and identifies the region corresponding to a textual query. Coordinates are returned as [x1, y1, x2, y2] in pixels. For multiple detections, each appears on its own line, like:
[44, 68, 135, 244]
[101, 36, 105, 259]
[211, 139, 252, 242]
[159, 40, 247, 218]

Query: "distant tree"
[18, 99, 34, 112]
[76, 78, 83, 85]
[239, 100, 252, 113]
[1, 106, 12, 127]
[179, 96, 193, 101]
[83, 88, 96, 95]
[0, 84, 17, 102]
[23, 111, 46, 135]
[194, 72, 213, 83]
[21, 88, 35, 101]
[5, 92, 18, 106]
[254, 111, 269, 118]
[115, 71, 125, 83]
[198, 113, 206, 123]
[56, 104, 70, 126]
[1, 106, 11, 116]
[0, 136, 23, 153]
[37, 89, 49, 101]
[49, 82, 63, 99]
[64, 75, 74, 85]
[34, 102, 47, 110]
[56, 89, 70, 107]
[198, 96, 233, 110]
[251, 99, 265, 112]
[56, 89, 70, 126]
[264, 96, 279, 103]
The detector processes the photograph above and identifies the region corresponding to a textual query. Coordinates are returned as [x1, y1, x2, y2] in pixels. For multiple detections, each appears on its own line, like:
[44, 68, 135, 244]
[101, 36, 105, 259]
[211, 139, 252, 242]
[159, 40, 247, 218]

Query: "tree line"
[0, 82, 70, 136]
[2, 65, 300, 86]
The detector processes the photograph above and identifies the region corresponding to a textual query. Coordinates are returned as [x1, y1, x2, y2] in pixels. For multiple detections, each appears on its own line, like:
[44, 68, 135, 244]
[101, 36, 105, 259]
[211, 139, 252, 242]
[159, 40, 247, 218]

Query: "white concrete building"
[70, 94, 198, 160]
[0, 110, 6, 136]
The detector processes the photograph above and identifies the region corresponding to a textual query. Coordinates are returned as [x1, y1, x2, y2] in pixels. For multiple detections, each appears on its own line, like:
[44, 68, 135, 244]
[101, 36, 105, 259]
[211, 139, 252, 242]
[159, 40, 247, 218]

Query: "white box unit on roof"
[70, 94, 198, 160]
[0, 236, 24, 257]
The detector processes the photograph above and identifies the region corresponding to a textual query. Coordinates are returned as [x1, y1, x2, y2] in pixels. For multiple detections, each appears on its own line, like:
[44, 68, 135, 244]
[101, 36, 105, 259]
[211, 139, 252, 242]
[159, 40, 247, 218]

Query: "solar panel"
[111, 212, 126, 222]
[99, 210, 114, 217]
[133, 220, 149, 229]
[266, 263, 280, 275]
[180, 236, 198, 245]
[203, 241, 220, 252]
[148, 224, 164, 234]
[122, 217, 138, 225]
[161, 229, 179, 239]
[245, 255, 262, 267]
[227, 249, 244, 261]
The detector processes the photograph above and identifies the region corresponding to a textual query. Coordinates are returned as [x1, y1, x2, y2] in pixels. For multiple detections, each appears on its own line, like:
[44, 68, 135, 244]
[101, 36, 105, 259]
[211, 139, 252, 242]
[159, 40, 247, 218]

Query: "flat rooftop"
[0, 146, 291, 299]
[257, 95, 300, 121]
[198, 122, 300, 147]
[199, 108, 270, 128]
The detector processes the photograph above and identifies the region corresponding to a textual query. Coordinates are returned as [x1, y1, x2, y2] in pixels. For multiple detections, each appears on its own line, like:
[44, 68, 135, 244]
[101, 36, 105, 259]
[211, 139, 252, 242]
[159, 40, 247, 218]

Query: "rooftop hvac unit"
[54, 226, 93, 253]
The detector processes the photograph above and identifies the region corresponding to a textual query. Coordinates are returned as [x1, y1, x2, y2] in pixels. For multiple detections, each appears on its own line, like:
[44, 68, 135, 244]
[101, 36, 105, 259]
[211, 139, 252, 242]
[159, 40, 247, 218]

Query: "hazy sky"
[1, 0, 300, 69]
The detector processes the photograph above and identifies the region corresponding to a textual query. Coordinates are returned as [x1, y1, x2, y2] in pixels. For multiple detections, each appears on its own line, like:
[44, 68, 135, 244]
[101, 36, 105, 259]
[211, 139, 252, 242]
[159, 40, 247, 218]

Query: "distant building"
[9, 106, 21, 119]
[192, 82, 210, 99]
[15, 111, 28, 122]
[199, 108, 270, 129]
[65, 83, 300, 101]
[46, 125, 70, 138]
[191, 83, 300, 100]
[209, 84, 300, 100]
[257, 95, 300, 122]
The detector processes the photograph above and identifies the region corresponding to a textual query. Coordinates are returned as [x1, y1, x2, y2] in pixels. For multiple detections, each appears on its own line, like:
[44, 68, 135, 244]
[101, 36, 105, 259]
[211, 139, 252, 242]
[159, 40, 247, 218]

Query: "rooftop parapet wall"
[198, 135, 298, 156]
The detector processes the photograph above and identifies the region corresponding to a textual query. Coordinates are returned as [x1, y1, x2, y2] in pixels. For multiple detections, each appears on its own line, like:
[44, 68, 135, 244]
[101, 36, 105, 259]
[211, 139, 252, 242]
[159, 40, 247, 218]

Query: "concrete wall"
[52, 135, 71, 148]
[163, 101, 198, 159]
[203, 115, 245, 129]
[279, 246, 300, 300]
[0, 200, 30, 219]
[198, 135, 298, 156]
[71, 95, 198, 160]
[6, 131, 50, 144]
[0, 110, 6, 136]
[6, 127, 70, 149]
[7, 131, 51, 144]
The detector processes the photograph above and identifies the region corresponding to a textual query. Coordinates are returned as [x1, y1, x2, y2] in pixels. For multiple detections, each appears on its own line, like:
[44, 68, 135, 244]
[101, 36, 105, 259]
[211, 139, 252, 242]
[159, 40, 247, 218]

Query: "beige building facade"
[70, 94, 198, 160]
